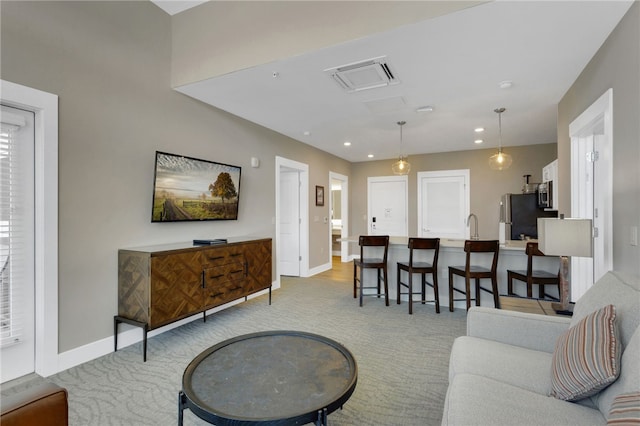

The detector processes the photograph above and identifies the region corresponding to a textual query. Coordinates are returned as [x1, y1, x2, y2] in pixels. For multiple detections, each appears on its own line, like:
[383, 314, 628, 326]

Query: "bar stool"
[448, 240, 500, 311]
[353, 235, 389, 307]
[397, 238, 440, 314]
[507, 241, 560, 299]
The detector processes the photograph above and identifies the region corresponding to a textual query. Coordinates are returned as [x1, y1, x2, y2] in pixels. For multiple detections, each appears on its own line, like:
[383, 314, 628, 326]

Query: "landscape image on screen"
[151, 152, 241, 222]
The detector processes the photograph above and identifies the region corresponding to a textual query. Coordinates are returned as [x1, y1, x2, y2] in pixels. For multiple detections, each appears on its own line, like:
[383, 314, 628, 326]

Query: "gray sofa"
[442, 271, 639, 425]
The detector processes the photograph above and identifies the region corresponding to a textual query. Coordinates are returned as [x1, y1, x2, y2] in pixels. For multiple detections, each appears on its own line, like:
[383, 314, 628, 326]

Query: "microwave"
[537, 181, 554, 209]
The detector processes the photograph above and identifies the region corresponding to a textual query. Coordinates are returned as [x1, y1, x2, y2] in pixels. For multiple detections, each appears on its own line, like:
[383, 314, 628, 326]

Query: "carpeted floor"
[2, 267, 467, 425]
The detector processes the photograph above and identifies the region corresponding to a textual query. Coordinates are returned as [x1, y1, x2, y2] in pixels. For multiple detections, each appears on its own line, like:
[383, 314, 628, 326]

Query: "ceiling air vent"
[325, 56, 399, 92]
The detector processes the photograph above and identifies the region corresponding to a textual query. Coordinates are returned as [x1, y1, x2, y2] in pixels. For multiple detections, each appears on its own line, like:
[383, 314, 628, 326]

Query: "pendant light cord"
[398, 120, 406, 158]
[494, 107, 506, 152]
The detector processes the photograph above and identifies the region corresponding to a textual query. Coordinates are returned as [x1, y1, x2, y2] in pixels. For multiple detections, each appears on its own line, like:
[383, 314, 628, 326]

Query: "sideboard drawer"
[204, 262, 245, 286]
[201, 247, 244, 267]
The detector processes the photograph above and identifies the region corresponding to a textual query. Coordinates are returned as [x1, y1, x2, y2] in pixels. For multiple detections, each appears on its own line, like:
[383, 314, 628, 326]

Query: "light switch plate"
[631, 226, 638, 246]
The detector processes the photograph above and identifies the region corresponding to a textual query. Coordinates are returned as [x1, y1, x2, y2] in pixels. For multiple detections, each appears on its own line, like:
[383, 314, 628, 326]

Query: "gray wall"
[0, 1, 350, 352]
[557, 2, 639, 276]
[350, 144, 558, 242]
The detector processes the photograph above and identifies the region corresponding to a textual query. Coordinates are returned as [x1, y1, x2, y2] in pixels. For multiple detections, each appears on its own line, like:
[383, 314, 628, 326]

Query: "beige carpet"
[2, 271, 467, 425]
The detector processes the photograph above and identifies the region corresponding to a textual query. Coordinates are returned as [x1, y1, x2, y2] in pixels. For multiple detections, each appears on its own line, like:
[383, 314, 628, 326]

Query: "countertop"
[338, 236, 532, 251]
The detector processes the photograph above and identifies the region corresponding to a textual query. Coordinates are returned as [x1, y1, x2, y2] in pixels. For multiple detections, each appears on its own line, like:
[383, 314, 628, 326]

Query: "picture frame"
[151, 151, 241, 222]
[315, 185, 324, 206]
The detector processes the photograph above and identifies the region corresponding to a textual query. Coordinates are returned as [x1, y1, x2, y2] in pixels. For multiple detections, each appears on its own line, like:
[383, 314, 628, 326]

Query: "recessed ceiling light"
[344, 141, 351, 146]
[303, 131, 311, 136]
[474, 139, 484, 144]
[474, 127, 485, 133]
[368, 154, 374, 158]
[499, 80, 513, 89]
[416, 106, 434, 113]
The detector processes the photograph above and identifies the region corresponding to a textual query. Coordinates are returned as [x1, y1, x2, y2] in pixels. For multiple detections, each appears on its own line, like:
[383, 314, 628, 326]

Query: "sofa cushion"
[449, 336, 553, 395]
[597, 326, 640, 417]
[607, 392, 640, 425]
[442, 373, 605, 426]
[551, 304, 620, 401]
[572, 271, 640, 351]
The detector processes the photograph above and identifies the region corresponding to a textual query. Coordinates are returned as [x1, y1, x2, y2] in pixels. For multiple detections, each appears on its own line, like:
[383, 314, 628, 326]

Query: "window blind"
[0, 112, 27, 347]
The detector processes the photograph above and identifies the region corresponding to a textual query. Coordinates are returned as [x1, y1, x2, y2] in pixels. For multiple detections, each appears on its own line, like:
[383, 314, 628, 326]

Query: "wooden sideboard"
[114, 237, 272, 360]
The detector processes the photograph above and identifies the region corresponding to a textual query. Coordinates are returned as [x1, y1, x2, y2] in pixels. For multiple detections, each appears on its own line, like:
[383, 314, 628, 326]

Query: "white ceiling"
[158, 1, 633, 163]
[152, 0, 208, 16]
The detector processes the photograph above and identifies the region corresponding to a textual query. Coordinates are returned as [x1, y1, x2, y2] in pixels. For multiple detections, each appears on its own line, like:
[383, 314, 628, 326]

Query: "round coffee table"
[178, 330, 358, 425]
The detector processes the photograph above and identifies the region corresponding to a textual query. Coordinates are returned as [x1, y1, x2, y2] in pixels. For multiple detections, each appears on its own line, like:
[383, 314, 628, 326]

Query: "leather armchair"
[1, 382, 68, 426]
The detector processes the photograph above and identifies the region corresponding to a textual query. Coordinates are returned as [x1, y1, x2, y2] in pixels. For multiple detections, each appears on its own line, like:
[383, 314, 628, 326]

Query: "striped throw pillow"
[550, 304, 620, 401]
[608, 392, 640, 425]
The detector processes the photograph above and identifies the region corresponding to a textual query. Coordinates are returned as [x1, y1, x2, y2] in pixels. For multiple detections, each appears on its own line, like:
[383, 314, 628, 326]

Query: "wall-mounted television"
[151, 151, 241, 222]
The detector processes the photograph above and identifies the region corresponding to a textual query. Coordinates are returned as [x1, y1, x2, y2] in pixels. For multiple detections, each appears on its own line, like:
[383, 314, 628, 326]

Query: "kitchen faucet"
[467, 213, 479, 240]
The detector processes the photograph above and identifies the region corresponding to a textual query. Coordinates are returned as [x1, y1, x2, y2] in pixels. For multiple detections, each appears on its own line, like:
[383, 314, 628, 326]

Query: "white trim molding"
[1, 79, 59, 377]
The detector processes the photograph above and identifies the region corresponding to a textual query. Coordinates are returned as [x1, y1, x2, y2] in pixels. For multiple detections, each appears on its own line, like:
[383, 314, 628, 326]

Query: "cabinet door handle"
[210, 274, 224, 279]
[231, 253, 242, 257]
[244, 261, 248, 277]
[201, 271, 205, 288]
[208, 256, 224, 261]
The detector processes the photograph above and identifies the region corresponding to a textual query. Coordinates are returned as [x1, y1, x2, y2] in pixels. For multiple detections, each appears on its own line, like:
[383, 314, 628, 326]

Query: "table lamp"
[537, 216, 592, 315]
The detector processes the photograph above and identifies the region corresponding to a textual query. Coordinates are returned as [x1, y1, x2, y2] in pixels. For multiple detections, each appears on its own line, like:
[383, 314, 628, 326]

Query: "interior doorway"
[329, 172, 349, 263]
[275, 156, 309, 281]
[569, 88, 613, 300]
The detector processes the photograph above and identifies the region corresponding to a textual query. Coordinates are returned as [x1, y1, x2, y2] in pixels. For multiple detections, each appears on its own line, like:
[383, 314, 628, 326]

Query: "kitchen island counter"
[340, 236, 558, 310]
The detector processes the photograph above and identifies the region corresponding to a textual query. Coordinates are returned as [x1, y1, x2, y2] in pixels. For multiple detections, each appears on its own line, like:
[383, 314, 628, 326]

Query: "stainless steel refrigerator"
[500, 193, 558, 240]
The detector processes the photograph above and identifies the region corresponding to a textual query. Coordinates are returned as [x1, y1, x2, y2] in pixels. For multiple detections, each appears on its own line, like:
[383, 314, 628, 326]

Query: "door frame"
[569, 88, 613, 300]
[1, 79, 59, 378]
[275, 156, 309, 282]
[328, 172, 349, 263]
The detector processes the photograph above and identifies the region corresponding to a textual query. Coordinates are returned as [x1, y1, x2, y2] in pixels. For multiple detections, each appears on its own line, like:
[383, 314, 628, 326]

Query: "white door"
[279, 170, 300, 276]
[418, 170, 470, 239]
[1, 105, 36, 382]
[367, 176, 408, 236]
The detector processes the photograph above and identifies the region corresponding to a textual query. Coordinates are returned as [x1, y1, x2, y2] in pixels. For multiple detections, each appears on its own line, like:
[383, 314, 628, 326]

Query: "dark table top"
[181, 330, 358, 425]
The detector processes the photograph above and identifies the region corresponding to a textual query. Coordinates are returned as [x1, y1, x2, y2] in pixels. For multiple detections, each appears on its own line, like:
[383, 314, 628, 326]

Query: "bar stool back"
[353, 235, 389, 307]
[397, 238, 440, 314]
[507, 241, 560, 299]
[448, 240, 500, 311]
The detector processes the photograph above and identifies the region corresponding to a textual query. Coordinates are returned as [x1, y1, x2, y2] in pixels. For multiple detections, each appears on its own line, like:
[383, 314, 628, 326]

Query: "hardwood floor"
[315, 256, 352, 282]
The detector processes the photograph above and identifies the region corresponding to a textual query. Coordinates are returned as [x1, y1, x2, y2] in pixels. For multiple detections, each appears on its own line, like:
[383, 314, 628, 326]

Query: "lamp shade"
[537, 218, 593, 258]
[488, 150, 513, 170]
[392, 157, 410, 175]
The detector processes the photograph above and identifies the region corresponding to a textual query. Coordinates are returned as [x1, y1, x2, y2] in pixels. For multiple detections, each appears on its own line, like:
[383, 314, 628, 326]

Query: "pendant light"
[488, 107, 513, 171]
[392, 121, 411, 175]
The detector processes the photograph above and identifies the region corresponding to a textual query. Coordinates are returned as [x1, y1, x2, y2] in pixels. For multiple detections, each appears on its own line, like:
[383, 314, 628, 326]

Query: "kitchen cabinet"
[542, 159, 559, 210]
[542, 159, 558, 183]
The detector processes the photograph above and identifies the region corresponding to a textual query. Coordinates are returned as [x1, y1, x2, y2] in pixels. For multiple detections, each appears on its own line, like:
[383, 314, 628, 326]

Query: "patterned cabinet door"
[242, 239, 272, 293]
[118, 251, 151, 324]
[149, 251, 204, 328]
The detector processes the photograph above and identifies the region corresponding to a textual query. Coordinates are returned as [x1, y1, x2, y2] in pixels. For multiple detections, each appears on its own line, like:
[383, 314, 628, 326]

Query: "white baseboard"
[307, 261, 332, 277]
[54, 285, 276, 374]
